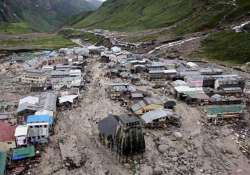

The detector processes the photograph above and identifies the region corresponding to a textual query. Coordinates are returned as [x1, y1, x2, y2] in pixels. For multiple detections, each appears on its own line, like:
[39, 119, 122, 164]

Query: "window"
[7, 142, 12, 144]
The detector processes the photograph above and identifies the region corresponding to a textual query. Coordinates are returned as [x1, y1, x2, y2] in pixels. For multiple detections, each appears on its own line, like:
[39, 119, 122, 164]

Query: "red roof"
[0, 122, 16, 142]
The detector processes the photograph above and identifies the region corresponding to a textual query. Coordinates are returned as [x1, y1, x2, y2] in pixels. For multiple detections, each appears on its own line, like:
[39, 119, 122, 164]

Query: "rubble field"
[0, 40, 250, 175]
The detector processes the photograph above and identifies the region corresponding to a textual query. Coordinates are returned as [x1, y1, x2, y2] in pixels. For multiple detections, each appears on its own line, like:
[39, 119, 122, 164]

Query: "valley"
[0, 0, 250, 175]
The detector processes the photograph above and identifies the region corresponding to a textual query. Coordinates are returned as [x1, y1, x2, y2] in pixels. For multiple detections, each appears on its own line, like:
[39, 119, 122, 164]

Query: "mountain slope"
[75, 0, 250, 33]
[0, 0, 102, 32]
[74, 0, 250, 64]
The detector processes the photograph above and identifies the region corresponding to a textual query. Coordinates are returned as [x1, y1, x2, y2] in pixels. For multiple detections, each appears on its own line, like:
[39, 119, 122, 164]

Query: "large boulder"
[158, 144, 168, 154]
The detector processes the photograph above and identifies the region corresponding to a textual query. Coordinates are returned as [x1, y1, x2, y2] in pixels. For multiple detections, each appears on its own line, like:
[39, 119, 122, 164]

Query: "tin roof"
[19, 96, 39, 106]
[0, 122, 16, 142]
[207, 104, 244, 115]
[141, 109, 174, 124]
[12, 145, 35, 161]
[59, 95, 78, 104]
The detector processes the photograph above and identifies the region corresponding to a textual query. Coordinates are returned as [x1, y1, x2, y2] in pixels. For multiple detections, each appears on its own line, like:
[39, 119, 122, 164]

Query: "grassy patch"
[201, 31, 250, 64]
[59, 29, 104, 44]
[75, 0, 250, 35]
[0, 34, 76, 50]
[0, 22, 33, 34]
[75, 0, 193, 32]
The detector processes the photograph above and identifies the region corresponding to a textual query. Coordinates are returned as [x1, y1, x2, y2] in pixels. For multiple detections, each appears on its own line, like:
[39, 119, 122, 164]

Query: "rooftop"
[207, 104, 245, 115]
[15, 125, 28, 137]
[141, 109, 174, 124]
[12, 145, 35, 161]
[0, 152, 7, 175]
[0, 122, 16, 142]
[26, 115, 54, 125]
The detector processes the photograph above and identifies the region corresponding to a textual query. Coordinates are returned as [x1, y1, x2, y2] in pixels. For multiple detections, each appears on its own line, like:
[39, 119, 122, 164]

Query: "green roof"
[207, 104, 244, 115]
[0, 152, 7, 175]
[12, 146, 35, 161]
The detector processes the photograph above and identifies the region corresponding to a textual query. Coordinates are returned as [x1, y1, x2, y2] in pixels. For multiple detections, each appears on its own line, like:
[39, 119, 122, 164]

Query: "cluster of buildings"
[95, 45, 250, 158]
[0, 47, 88, 174]
[103, 50, 248, 123]
[1, 42, 250, 170]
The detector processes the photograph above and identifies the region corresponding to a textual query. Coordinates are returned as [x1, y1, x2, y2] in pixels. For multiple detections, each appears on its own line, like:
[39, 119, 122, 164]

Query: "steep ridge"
[0, 0, 103, 32]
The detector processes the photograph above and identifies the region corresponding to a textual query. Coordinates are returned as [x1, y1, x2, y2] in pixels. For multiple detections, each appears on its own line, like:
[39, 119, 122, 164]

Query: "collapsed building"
[141, 109, 181, 128]
[107, 83, 136, 100]
[98, 114, 145, 157]
[131, 97, 165, 115]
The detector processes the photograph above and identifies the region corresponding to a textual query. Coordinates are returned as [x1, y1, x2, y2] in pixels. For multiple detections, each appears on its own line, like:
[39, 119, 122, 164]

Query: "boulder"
[158, 144, 169, 153]
[173, 132, 183, 140]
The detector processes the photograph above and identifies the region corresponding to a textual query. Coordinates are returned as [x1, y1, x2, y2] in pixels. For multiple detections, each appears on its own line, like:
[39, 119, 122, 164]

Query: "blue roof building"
[26, 115, 54, 125]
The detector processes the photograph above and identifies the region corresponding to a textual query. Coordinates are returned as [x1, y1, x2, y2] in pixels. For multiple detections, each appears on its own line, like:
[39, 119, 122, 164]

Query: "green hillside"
[201, 30, 250, 64]
[75, 0, 250, 33]
[0, 22, 33, 34]
[74, 0, 250, 64]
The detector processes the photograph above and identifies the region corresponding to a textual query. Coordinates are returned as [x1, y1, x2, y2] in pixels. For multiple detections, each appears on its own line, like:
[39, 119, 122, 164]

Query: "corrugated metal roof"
[59, 95, 78, 104]
[131, 101, 146, 112]
[17, 102, 39, 113]
[207, 104, 244, 115]
[12, 146, 35, 161]
[141, 109, 173, 124]
[0, 122, 16, 142]
[35, 110, 54, 117]
[40, 92, 57, 112]
[19, 96, 39, 106]
[26, 115, 54, 125]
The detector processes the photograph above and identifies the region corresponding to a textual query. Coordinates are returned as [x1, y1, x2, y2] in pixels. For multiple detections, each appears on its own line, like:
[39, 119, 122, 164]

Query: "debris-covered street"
[0, 37, 250, 175]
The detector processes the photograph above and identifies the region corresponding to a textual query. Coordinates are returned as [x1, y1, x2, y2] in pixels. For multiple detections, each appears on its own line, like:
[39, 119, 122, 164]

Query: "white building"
[27, 122, 50, 144]
[15, 125, 29, 146]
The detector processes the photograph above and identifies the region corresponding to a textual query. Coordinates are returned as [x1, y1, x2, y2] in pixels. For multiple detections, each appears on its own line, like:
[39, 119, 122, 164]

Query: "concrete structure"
[26, 115, 53, 144]
[20, 69, 47, 86]
[15, 125, 29, 147]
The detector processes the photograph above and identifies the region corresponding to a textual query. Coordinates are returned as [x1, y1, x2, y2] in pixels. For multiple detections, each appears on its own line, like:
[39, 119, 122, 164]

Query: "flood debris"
[1, 34, 250, 175]
[59, 135, 86, 170]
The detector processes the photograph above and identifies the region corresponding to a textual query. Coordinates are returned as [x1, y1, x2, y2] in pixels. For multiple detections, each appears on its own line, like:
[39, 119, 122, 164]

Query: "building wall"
[27, 123, 49, 143]
[20, 75, 47, 85]
[0, 141, 16, 152]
